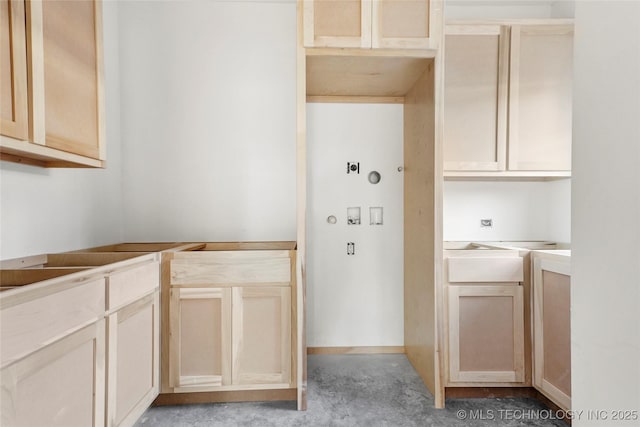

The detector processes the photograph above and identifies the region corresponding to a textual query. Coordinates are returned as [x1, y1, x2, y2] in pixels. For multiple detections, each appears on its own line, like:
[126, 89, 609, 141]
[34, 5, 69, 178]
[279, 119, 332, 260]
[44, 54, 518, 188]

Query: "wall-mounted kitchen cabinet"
[443, 21, 573, 179]
[303, 0, 442, 49]
[0, 0, 105, 168]
[532, 251, 571, 411]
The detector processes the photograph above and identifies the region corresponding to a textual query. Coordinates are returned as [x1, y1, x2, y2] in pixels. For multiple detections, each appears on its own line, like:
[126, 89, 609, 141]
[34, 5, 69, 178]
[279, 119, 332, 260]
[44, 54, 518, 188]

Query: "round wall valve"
[327, 215, 337, 224]
[368, 171, 381, 184]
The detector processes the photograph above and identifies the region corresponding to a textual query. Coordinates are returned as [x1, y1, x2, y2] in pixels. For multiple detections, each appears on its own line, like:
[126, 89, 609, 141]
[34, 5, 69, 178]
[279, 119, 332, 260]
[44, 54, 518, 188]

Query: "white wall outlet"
[480, 219, 493, 228]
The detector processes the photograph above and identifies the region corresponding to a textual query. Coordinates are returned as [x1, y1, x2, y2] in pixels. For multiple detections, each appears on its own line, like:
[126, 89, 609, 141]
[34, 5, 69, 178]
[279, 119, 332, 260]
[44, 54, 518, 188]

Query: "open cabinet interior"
[298, 46, 443, 408]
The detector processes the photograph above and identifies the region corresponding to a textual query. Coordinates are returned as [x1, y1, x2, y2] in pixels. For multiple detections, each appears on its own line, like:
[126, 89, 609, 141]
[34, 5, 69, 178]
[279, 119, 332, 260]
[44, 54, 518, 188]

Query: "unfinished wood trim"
[444, 170, 571, 179]
[404, 61, 442, 406]
[296, 0, 307, 411]
[153, 388, 297, 406]
[25, 0, 44, 145]
[446, 19, 574, 26]
[0, 135, 104, 167]
[306, 95, 405, 104]
[199, 241, 296, 251]
[305, 47, 436, 59]
[94, 0, 106, 160]
[289, 250, 297, 389]
[0, 254, 48, 269]
[0, 0, 29, 140]
[307, 346, 405, 355]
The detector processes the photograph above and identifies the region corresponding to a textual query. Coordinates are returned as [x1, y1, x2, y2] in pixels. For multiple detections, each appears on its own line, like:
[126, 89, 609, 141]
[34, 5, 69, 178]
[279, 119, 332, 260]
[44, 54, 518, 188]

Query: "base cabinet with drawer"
[444, 248, 526, 386]
[0, 252, 161, 427]
[532, 251, 571, 411]
[165, 245, 296, 395]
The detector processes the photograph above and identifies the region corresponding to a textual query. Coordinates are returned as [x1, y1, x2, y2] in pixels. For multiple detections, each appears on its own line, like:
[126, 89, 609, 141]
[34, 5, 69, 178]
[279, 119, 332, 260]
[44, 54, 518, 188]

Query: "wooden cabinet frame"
[1, 0, 29, 141]
[303, 0, 442, 49]
[443, 20, 573, 179]
[443, 24, 509, 172]
[169, 287, 232, 391]
[107, 292, 160, 427]
[0, 0, 106, 167]
[447, 284, 525, 384]
[532, 253, 571, 410]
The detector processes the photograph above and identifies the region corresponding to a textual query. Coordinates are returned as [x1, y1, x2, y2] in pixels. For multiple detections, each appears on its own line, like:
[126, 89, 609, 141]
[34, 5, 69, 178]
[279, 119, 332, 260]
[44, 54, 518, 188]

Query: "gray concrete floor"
[136, 354, 567, 426]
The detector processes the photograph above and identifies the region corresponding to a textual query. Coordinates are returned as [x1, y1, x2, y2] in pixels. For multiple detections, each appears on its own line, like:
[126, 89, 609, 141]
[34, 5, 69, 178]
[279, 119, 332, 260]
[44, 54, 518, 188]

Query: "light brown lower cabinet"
[107, 291, 160, 427]
[169, 285, 291, 392]
[447, 284, 525, 384]
[0, 253, 161, 427]
[532, 251, 571, 411]
[1, 320, 106, 427]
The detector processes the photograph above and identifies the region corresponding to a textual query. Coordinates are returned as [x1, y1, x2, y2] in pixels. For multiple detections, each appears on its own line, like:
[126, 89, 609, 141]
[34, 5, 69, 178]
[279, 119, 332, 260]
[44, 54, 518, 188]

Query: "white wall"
[443, 0, 572, 244]
[571, 1, 640, 424]
[118, 0, 297, 242]
[446, 0, 553, 19]
[0, 1, 123, 259]
[307, 103, 404, 347]
[443, 180, 571, 242]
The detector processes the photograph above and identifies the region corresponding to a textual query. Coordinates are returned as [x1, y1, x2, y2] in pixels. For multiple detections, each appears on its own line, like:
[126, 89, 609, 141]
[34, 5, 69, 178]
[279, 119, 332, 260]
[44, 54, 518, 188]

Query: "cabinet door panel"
[170, 287, 231, 390]
[233, 287, 291, 386]
[508, 25, 573, 171]
[42, 0, 104, 159]
[304, 0, 371, 48]
[0, 0, 29, 140]
[532, 256, 571, 410]
[448, 285, 524, 383]
[444, 25, 508, 171]
[1, 321, 105, 427]
[373, 0, 436, 49]
[107, 293, 159, 427]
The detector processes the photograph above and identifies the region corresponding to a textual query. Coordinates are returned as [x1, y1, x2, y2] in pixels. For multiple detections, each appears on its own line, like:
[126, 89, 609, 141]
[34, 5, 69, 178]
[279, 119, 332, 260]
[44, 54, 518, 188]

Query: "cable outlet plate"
[480, 219, 493, 228]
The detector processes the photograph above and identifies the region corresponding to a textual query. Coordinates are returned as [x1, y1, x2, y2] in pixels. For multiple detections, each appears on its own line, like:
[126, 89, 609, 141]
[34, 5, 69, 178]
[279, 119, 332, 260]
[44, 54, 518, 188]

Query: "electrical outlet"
[480, 219, 493, 228]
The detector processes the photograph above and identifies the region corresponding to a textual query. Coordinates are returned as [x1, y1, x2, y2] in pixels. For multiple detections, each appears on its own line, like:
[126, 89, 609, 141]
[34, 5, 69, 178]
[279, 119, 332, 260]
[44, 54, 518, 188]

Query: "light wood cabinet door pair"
[169, 285, 292, 392]
[0, 0, 105, 167]
[443, 23, 573, 175]
[303, 0, 441, 49]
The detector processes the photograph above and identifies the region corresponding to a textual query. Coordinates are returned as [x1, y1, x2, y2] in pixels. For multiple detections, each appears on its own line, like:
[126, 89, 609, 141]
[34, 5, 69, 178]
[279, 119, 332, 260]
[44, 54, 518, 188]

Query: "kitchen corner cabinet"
[303, 0, 442, 49]
[167, 247, 294, 393]
[0, 276, 107, 427]
[0, 0, 105, 168]
[1, 252, 161, 427]
[444, 249, 526, 385]
[532, 251, 571, 411]
[443, 21, 573, 178]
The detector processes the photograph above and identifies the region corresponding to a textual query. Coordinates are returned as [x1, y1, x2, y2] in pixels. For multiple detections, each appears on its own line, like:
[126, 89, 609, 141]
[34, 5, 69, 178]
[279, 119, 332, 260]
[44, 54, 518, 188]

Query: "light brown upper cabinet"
[444, 21, 573, 178]
[1, 0, 29, 142]
[0, 0, 105, 168]
[303, 0, 442, 49]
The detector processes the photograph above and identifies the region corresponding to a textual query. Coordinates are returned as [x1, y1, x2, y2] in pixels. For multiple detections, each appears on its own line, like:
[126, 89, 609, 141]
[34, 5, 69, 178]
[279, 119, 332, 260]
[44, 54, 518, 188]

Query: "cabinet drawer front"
[171, 251, 292, 286]
[107, 261, 159, 310]
[1, 278, 105, 367]
[448, 257, 523, 283]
